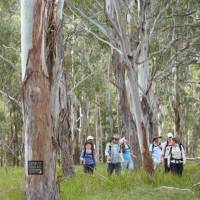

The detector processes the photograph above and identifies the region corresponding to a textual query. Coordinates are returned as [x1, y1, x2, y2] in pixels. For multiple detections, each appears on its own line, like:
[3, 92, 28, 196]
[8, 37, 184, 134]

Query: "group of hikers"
[80, 132, 186, 176]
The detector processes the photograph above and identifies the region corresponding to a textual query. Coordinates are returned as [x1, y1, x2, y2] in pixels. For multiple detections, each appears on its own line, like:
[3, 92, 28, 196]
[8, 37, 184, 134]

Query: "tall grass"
[0, 161, 199, 200]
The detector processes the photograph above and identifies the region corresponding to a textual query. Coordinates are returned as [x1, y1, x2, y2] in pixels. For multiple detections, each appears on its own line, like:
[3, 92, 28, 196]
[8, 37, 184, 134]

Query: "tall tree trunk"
[71, 92, 79, 165]
[21, 0, 70, 198]
[171, 8, 182, 141]
[69, 28, 80, 164]
[80, 95, 89, 146]
[51, 0, 74, 177]
[105, 0, 153, 173]
[173, 66, 182, 140]
[112, 50, 142, 168]
[106, 61, 114, 135]
[126, 66, 153, 174]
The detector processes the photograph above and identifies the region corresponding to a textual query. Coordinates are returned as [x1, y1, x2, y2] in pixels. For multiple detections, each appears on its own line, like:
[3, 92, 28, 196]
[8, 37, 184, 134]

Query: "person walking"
[80, 141, 96, 174]
[120, 137, 135, 171]
[161, 132, 173, 172]
[168, 137, 186, 176]
[105, 134, 122, 175]
[149, 136, 162, 170]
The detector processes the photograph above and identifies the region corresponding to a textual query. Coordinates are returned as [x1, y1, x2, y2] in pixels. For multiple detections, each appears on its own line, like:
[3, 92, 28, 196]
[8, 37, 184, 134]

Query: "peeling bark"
[105, 0, 153, 173]
[112, 50, 142, 168]
[21, 0, 70, 199]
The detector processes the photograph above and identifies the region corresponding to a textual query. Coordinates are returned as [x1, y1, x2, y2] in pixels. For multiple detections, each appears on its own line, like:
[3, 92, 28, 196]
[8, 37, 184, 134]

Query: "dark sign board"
[28, 160, 43, 175]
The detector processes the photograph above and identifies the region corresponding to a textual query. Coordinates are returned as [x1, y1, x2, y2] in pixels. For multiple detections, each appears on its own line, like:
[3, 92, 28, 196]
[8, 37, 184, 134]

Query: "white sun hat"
[87, 135, 94, 140]
[167, 132, 173, 138]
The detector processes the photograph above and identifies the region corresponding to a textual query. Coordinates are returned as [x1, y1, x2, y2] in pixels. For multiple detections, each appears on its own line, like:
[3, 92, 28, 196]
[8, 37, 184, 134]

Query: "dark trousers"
[107, 162, 121, 175]
[164, 158, 170, 173]
[84, 164, 95, 174]
[170, 162, 183, 176]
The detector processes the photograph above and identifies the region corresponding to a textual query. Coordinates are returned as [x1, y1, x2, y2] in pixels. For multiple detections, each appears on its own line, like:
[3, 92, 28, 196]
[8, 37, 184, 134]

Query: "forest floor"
[0, 161, 199, 200]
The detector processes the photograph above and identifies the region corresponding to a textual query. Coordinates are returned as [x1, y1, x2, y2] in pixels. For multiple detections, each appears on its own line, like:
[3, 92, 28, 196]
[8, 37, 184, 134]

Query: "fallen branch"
[155, 186, 192, 193]
[191, 182, 200, 189]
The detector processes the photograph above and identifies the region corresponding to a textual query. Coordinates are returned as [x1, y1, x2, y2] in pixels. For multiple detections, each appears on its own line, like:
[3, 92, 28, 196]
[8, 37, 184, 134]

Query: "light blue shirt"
[149, 143, 162, 162]
[123, 145, 131, 161]
[105, 143, 122, 163]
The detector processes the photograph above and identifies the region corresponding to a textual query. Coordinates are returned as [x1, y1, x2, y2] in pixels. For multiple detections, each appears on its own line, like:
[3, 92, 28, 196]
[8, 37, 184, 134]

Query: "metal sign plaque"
[28, 161, 43, 175]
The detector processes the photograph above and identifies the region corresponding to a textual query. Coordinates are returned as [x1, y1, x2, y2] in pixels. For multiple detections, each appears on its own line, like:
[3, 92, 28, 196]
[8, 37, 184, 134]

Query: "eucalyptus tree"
[150, 0, 200, 146]
[21, 0, 74, 199]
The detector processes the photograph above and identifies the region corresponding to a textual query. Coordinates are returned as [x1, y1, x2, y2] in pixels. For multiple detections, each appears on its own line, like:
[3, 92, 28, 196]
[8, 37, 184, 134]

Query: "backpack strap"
[169, 145, 173, 160]
[108, 144, 112, 156]
[152, 144, 155, 153]
[179, 143, 183, 160]
[83, 150, 86, 157]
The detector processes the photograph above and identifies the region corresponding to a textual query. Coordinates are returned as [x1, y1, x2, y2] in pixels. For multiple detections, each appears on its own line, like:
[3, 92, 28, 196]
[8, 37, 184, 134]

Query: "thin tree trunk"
[95, 96, 100, 162]
[99, 105, 103, 162]
[80, 96, 89, 146]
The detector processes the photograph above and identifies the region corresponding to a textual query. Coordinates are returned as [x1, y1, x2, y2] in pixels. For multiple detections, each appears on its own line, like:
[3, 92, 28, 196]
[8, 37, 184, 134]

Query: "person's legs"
[170, 163, 177, 175]
[177, 163, 183, 176]
[164, 158, 170, 172]
[107, 163, 114, 175]
[128, 159, 134, 171]
[121, 160, 128, 171]
[84, 165, 90, 173]
[114, 163, 121, 175]
[153, 159, 160, 170]
[88, 164, 94, 174]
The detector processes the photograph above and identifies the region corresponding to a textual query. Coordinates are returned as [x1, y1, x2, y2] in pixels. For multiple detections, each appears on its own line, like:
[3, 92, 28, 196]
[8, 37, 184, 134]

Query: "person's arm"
[105, 143, 111, 161]
[80, 151, 84, 164]
[149, 144, 153, 156]
[181, 145, 186, 165]
[161, 142, 166, 162]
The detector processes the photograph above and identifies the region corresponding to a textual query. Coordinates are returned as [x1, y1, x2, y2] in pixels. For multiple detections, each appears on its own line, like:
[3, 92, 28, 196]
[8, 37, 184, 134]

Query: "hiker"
[149, 136, 162, 170]
[161, 132, 173, 172]
[80, 141, 96, 174]
[120, 137, 135, 171]
[105, 134, 122, 175]
[168, 137, 186, 176]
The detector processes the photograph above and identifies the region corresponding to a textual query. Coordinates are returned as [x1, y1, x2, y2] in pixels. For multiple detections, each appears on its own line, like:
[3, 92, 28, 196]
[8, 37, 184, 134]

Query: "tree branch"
[0, 89, 21, 108]
[0, 54, 16, 69]
[66, 1, 109, 39]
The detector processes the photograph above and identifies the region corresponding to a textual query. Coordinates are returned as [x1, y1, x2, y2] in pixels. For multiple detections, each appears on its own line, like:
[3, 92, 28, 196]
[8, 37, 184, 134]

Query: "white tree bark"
[21, 0, 35, 80]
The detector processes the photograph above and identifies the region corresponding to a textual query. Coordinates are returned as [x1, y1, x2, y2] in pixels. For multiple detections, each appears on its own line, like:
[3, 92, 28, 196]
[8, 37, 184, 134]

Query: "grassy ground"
[0, 161, 199, 200]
